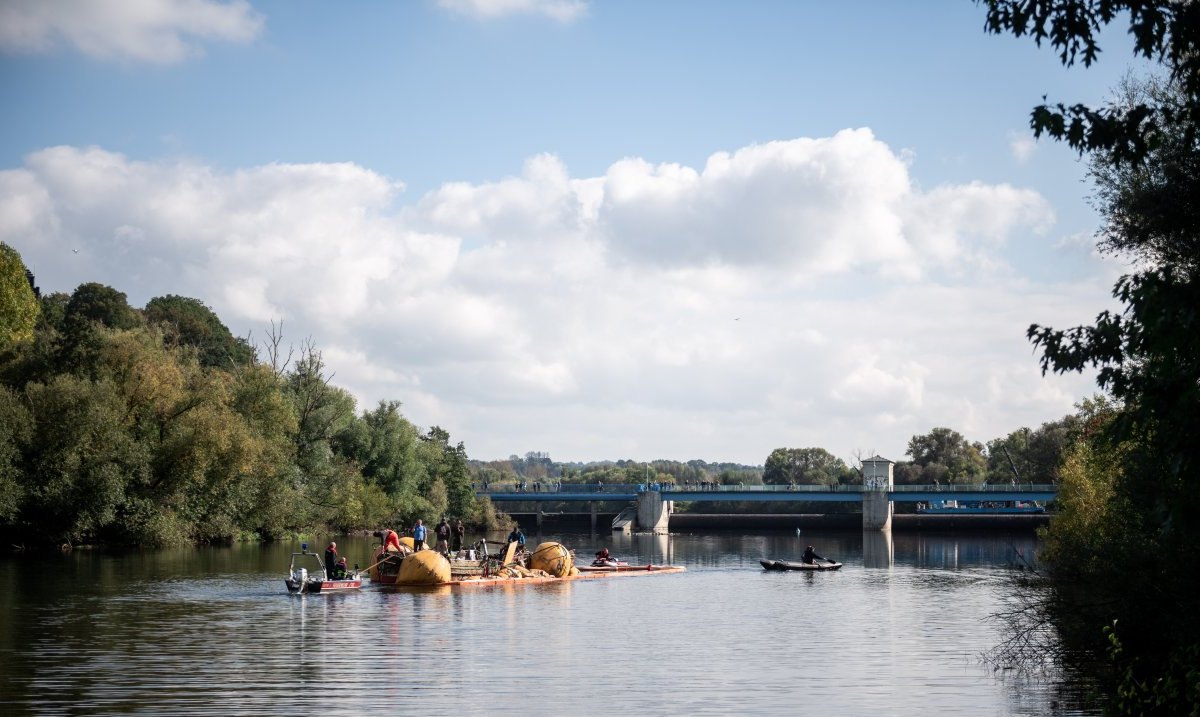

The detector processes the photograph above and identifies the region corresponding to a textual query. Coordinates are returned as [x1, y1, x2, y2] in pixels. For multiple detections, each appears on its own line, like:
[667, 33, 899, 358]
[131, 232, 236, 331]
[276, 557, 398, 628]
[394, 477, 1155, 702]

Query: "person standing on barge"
[435, 517, 451, 554]
[452, 519, 465, 553]
[412, 519, 428, 551]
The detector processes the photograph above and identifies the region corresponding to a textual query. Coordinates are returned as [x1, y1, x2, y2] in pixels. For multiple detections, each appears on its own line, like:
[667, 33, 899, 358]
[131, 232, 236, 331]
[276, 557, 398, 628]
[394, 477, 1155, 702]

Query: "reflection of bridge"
[476, 484, 1058, 533]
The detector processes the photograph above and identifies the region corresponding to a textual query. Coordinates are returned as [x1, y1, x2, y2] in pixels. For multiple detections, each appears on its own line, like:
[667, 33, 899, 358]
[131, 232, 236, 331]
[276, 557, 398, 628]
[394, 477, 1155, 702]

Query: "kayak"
[760, 559, 842, 571]
[576, 564, 675, 573]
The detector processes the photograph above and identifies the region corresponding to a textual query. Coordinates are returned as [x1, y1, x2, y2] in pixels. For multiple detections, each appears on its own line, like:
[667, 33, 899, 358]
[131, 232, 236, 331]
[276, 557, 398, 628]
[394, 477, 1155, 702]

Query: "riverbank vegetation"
[0, 259, 503, 548]
[977, 1, 1199, 712]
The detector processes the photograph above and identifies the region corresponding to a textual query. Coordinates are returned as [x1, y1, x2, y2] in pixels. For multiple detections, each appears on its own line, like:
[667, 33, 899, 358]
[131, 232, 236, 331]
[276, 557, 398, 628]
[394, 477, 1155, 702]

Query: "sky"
[0, 0, 1151, 466]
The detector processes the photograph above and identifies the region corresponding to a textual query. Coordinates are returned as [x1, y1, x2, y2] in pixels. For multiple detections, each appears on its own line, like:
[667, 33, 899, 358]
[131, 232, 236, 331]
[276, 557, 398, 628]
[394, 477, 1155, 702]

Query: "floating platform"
[439, 564, 686, 588]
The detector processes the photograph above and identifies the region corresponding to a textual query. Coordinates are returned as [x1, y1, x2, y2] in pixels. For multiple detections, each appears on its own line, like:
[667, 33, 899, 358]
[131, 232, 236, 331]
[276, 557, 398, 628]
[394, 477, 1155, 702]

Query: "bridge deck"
[476, 484, 1056, 503]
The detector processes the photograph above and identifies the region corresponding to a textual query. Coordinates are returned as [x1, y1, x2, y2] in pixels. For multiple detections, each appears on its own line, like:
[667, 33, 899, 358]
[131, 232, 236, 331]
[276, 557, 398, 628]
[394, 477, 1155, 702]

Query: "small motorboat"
[286, 544, 363, 594]
[760, 559, 842, 571]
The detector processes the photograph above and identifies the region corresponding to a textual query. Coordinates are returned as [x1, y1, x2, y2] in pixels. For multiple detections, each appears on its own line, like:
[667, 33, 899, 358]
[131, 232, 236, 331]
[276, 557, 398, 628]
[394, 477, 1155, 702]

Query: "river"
[0, 530, 1099, 716]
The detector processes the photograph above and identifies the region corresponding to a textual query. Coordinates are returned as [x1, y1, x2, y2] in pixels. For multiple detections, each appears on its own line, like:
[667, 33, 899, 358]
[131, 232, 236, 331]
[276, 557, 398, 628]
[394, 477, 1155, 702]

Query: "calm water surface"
[0, 531, 1098, 716]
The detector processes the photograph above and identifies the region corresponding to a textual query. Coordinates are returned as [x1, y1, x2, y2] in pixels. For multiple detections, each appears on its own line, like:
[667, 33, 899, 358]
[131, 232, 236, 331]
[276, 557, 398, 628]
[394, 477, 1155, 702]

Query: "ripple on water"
[0, 532, 1097, 717]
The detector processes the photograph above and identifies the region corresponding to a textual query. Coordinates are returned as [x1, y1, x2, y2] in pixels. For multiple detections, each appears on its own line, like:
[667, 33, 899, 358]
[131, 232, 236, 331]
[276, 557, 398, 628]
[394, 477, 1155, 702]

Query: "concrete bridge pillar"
[536, 503, 544, 531]
[862, 492, 892, 531]
[861, 455, 895, 531]
[636, 491, 671, 534]
[590, 501, 597, 532]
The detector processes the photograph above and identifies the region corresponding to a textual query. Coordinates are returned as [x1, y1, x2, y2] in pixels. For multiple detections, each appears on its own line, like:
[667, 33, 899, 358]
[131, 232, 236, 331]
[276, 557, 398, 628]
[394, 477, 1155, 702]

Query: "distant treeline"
[477, 414, 1079, 491]
[0, 245, 502, 547]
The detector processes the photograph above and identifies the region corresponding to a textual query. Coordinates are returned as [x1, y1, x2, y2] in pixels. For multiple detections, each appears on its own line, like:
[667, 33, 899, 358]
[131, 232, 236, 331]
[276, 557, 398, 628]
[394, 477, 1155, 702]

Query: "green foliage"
[0, 243, 39, 345]
[0, 385, 31, 522]
[1105, 623, 1200, 717]
[37, 292, 69, 333]
[20, 375, 149, 544]
[0, 276, 495, 546]
[985, 416, 1078, 484]
[980, 0, 1200, 164]
[333, 400, 423, 497]
[65, 282, 141, 332]
[905, 427, 987, 484]
[763, 447, 850, 485]
[983, 5, 1200, 711]
[145, 295, 255, 369]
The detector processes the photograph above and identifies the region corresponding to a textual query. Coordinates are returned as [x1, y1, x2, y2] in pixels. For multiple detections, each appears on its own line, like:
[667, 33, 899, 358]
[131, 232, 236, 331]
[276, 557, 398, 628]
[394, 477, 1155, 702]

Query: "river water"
[0, 530, 1099, 716]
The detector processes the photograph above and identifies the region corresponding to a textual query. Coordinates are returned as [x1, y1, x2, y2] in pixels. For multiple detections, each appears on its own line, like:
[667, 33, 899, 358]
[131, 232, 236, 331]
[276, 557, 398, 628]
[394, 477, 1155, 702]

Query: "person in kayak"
[801, 546, 828, 564]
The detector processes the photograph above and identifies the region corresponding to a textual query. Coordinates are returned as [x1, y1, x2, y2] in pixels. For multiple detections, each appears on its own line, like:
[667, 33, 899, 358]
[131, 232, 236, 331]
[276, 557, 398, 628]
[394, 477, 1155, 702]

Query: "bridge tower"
[861, 455, 894, 531]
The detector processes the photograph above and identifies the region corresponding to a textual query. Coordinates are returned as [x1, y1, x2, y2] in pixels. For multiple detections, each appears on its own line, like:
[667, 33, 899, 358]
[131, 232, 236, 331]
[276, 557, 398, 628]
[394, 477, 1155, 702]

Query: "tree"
[983, 2, 1200, 708]
[985, 415, 1078, 484]
[906, 427, 986, 484]
[64, 282, 140, 331]
[19, 375, 148, 544]
[333, 400, 424, 498]
[763, 447, 848, 485]
[144, 295, 254, 369]
[0, 385, 31, 523]
[981, 1, 1200, 164]
[0, 243, 39, 345]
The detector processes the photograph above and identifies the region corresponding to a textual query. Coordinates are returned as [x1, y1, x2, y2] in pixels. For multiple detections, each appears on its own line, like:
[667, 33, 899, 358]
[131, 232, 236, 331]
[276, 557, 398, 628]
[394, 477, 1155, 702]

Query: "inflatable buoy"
[528, 542, 574, 578]
[399, 536, 415, 549]
[397, 550, 451, 585]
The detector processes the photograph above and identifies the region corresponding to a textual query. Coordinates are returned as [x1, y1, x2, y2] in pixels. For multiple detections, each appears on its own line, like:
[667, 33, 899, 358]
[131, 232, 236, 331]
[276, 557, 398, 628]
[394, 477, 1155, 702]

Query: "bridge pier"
[862, 491, 892, 531]
[861, 455, 895, 531]
[590, 501, 597, 532]
[537, 503, 543, 531]
[637, 492, 671, 534]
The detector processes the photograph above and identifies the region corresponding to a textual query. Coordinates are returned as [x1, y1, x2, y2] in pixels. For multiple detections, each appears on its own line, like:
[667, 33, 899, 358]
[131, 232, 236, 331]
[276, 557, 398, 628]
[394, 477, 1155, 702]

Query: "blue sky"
[1, 0, 1149, 465]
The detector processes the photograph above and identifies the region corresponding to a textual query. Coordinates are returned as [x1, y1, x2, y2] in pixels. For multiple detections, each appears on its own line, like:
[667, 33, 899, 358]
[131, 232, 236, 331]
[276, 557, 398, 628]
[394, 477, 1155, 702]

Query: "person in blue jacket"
[507, 525, 526, 547]
[412, 519, 428, 550]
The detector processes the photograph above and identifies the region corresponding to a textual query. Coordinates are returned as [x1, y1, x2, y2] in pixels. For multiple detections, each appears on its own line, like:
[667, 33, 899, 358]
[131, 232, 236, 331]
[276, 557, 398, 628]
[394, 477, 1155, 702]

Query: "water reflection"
[0, 531, 1091, 716]
[863, 530, 894, 569]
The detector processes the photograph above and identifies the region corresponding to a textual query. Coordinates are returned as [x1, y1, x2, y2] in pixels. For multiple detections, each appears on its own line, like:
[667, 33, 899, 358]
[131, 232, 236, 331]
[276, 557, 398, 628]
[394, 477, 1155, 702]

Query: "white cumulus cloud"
[437, 0, 588, 22]
[1, 133, 1105, 463]
[0, 0, 264, 63]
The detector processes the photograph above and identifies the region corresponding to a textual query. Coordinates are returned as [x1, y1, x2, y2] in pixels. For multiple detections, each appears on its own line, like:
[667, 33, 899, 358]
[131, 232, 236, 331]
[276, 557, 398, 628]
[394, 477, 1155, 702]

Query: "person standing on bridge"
[412, 519, 428, 551]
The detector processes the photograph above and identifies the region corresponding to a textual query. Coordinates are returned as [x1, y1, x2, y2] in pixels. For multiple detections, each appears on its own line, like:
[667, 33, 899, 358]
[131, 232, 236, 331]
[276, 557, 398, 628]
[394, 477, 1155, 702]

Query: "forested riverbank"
[0, 255, 503, 548]
[975, 3, 1200, 713]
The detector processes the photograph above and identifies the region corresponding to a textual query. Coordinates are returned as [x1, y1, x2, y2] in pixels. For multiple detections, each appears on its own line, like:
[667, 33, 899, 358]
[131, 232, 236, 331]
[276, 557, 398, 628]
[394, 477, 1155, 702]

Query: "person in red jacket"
[381, 528, 402, 553]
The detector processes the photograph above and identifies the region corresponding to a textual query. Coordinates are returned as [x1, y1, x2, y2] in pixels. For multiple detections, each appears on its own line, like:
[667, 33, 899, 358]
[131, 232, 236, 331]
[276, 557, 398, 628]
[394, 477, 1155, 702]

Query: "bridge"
[475, 483, 1058, 533]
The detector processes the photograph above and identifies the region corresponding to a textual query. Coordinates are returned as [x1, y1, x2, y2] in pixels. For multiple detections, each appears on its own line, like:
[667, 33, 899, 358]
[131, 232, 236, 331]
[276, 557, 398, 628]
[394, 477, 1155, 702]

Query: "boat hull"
[760, 559, 842, 571]
[576, 564, 669, 573]
[285, 577, 363, 594]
